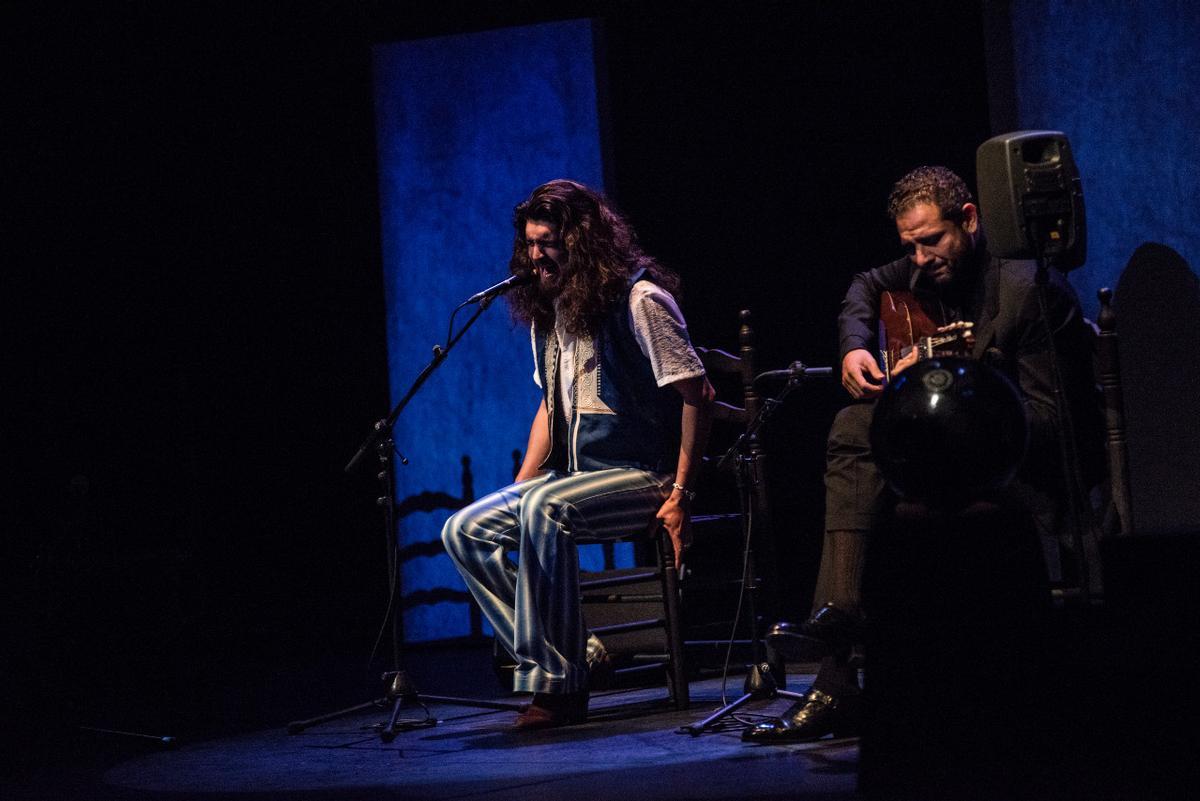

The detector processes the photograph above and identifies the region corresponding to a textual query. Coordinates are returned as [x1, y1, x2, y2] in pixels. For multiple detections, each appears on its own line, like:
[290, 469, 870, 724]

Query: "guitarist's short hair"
[887, 166, 973, 223]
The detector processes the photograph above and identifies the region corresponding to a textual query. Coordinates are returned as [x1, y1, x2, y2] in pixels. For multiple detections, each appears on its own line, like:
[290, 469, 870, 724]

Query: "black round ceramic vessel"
[869, 357, 1029, 505]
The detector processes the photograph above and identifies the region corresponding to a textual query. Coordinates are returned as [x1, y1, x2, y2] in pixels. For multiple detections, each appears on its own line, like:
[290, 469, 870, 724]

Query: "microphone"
[754, 361, 835, 384]
[466, 270, 535, 304]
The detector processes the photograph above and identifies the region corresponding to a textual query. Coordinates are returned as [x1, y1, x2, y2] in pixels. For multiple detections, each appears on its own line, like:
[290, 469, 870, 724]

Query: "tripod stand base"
[286, 670, 526, 741]
[287, 699, 386, 735]
[679, 663, 806, 737]
[79, 725, 178, 748]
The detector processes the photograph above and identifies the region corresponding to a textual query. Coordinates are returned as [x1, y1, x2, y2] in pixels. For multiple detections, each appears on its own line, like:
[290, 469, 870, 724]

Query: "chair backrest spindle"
[696, 309, 779, 619]
[1096, 288, 1133, 537]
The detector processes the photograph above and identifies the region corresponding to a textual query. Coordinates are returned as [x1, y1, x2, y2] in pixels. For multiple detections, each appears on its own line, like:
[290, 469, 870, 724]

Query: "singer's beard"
[534, 259, 564, 298]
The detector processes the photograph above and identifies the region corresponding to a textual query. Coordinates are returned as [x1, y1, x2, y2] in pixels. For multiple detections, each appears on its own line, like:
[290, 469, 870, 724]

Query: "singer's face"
[524, 219, 568, 295]
[895, 201, 978, 286]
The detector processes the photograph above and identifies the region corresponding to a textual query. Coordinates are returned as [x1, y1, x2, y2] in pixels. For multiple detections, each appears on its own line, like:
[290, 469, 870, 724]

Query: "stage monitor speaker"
[976, 130, 1086, 270]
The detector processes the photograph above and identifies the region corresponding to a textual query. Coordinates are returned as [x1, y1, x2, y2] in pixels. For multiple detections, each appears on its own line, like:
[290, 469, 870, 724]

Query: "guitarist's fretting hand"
[842, 348, 887, 399]
[888, 348, 922, 379]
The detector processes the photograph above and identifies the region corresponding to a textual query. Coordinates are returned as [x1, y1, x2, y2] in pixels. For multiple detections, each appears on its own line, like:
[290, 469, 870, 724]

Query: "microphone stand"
[681, 362, 832, 736]
[287, 292, 524, 743]
[1027, 224, 1104, 601]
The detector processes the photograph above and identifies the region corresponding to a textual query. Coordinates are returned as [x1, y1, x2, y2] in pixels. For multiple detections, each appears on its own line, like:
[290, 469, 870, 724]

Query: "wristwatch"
[671, 482, 696, 501]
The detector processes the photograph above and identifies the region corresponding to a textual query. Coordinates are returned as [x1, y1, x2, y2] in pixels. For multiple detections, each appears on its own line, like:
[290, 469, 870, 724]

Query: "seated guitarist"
[744, 165, 1104, 743]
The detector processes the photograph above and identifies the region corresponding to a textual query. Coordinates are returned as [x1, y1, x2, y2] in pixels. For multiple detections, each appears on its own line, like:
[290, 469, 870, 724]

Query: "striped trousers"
[441, 468, 670, 694]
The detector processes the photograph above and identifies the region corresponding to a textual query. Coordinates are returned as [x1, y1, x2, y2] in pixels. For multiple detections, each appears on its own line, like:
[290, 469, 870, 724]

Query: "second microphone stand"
[681, 361, 832, 736]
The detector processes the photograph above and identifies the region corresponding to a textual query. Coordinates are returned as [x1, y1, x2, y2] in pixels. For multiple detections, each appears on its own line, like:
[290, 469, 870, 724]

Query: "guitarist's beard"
[924, 262, 955, 285]
[923, 242, 983, 294]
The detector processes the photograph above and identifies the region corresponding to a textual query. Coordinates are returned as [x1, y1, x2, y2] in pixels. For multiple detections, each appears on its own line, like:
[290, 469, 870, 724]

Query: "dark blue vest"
[534, 287, 681, 474]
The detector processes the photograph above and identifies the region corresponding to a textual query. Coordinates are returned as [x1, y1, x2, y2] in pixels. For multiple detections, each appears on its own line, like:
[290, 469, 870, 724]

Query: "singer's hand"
[842, 349, 885, 398]
[656, 492, 692, 571]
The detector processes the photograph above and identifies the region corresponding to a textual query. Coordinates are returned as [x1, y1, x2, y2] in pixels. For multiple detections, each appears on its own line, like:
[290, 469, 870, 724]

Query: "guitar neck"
[926, 333, 960, 350]
[877, 290, 973, 381]
[882, 329, 974, 380]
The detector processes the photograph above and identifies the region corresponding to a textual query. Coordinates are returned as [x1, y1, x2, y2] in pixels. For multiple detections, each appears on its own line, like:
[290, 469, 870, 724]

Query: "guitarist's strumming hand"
[842, 348, 886, 399]
[884, 322, 975, 382]
[845, 320, 975, 399]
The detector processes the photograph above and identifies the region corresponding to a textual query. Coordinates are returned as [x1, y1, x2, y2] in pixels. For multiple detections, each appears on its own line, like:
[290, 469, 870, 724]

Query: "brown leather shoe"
[512, 690, 589, 731]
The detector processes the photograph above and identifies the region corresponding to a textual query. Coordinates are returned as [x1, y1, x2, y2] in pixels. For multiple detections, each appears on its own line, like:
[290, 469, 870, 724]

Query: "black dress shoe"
[767, 604, 863, 660]
[741, 689, 861, 743]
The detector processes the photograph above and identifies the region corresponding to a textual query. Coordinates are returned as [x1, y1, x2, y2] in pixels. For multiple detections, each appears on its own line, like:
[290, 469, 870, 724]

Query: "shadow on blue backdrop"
[1007, 0, 1199, 318]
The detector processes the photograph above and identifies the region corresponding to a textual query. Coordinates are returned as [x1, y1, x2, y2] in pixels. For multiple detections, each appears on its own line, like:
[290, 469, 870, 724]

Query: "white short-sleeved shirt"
[531, 273, 705, 420]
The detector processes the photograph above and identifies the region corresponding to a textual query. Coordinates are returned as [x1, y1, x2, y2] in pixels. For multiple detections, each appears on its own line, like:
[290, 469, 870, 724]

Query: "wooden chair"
[1096, 287, 1133, 539]
[1050, 287, 1131, 603]
[573, 309, 776, 709]
[693, 309, 780, 620]
[394, 455, 488, 636]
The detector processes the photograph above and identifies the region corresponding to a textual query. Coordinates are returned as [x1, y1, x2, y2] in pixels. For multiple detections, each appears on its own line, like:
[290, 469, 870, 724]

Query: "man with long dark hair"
[442, 179, 713, 730]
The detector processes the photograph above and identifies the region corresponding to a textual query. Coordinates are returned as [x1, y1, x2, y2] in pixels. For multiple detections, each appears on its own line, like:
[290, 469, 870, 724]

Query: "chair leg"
[658, 528, 689, 709]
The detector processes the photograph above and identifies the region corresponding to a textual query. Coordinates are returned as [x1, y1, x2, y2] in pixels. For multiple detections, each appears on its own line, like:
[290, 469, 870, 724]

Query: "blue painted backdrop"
[1008, 2, 1200, 535]
[372, 21, 615, 643]
[1007, 0, 1200, 316]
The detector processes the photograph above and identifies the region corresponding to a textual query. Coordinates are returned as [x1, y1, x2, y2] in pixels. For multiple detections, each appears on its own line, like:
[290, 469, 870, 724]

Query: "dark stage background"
[11, 0, 1191, 755]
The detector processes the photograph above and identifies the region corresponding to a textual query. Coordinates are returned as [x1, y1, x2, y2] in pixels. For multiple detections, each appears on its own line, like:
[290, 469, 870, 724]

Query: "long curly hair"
[506, 179, 681, 337]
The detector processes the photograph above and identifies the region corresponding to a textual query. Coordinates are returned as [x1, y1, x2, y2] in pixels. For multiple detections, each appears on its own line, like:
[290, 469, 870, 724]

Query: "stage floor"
[7, 670, 860, 801]
[9, 587, 1195, 801]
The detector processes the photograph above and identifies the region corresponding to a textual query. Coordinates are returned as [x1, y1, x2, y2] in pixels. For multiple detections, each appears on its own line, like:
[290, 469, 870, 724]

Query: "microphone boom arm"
[344, 296, 495, 474]
[715, 361, 833, 473]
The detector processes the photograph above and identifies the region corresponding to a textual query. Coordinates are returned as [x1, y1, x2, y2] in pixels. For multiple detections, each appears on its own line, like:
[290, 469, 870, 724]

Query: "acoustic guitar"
[878, 289, 974, 381]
